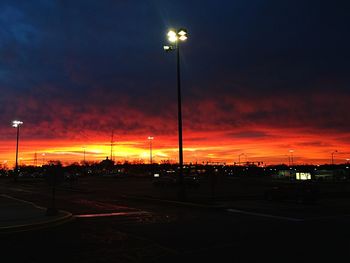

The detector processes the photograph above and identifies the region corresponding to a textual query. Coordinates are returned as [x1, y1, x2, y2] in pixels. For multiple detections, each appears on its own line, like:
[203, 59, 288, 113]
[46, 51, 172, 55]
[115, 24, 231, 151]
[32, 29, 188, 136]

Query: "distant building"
[314, 169, 348, 180]
[295, 172, 312, 180]
[277, 170, 295, 178]
[276, 170, 312, 180]
[99, 157, 115, 172]
[313, 170, 334, 180]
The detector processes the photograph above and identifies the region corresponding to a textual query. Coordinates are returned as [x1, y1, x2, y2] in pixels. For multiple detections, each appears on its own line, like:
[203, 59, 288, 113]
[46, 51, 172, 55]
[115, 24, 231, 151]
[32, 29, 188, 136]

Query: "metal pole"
[177, 41, 185, 200]
[14, 125, 20, 182]
[150, 139, 153, 164]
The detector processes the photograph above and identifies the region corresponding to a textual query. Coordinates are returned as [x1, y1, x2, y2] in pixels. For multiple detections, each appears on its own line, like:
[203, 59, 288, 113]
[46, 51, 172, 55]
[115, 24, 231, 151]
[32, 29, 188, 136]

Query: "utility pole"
[148, 136, 154, 164]
[110, 131, 114, 161]
[34, 152, 37, 167]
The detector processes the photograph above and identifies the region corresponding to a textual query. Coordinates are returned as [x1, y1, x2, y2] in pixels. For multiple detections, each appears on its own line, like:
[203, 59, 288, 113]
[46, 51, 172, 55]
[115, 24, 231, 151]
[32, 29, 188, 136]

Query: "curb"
[0, 195, 73, 234]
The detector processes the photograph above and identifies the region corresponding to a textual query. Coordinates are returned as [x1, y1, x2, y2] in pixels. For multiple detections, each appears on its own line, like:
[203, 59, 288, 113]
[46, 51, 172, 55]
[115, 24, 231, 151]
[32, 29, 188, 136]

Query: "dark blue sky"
[0, 0, 349, 141]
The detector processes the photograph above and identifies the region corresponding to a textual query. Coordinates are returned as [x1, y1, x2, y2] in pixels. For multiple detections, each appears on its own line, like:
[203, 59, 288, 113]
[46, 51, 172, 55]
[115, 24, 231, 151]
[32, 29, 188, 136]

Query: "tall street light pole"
[331, 150, 338, 165]
[82, 146, 87, 176]
[289, 149, 294, 166]
[238, 153, 244, 165]
[42, 153, 46, 166]
[12, 120, 23, 182]
[164, 28, 188, 201]
[83, 147, 86, 164]
[148, 136, 154, 164]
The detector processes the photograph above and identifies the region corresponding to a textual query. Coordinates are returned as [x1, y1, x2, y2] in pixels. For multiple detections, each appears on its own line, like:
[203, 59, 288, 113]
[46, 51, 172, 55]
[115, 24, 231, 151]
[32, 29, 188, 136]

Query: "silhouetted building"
[99, 157, 115, 172]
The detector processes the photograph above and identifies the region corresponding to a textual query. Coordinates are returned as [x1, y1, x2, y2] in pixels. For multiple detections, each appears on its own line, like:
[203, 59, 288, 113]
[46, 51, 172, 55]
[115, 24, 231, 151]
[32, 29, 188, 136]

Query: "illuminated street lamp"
[331, 150, 338, 165]
[12, 120, 23, 181]
[163, 28, 188, 200]
[147, 136, 154, 164]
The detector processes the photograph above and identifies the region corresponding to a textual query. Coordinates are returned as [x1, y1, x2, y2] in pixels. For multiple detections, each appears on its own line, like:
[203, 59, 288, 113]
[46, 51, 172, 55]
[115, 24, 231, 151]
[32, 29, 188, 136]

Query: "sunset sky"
[1, 0, 349, 167]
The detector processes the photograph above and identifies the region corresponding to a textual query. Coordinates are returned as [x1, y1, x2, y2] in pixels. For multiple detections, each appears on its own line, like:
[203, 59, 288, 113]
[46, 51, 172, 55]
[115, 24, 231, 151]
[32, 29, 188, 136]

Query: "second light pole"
[164, 28, 188, 200]
[148, 136, 154, 164]
[331, 150, 338, 165]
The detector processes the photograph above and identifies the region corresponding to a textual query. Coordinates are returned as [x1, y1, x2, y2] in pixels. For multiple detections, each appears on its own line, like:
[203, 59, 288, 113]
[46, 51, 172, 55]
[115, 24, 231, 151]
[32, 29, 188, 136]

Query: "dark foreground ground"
[1, 176, 350, 262]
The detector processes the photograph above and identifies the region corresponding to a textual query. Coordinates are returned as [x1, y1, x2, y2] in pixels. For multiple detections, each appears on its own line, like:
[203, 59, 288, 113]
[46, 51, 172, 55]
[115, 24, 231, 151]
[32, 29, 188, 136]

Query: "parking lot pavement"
[221, 198, 350, 222]
[0, 194, 72, 233]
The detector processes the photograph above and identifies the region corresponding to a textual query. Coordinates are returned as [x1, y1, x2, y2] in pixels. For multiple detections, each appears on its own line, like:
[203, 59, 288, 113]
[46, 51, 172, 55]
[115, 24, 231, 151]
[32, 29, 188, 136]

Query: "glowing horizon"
[1, 128, 349, 168]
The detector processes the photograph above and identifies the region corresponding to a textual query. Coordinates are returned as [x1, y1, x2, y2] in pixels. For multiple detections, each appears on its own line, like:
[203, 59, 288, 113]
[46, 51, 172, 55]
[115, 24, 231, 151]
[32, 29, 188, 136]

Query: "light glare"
[12, 120, 23, 128]
[179, 35, 187, 41]
[167, 30, 178, 42]
[167, 30, 177, 38]
[178, 29, 187, 36]
[168, 35, 178, 42]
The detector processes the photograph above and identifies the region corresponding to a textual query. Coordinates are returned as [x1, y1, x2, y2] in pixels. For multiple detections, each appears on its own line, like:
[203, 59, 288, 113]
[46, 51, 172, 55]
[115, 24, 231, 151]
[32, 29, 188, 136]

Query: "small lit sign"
[296, 172, 311, 180]
[154, 173, 160, 178]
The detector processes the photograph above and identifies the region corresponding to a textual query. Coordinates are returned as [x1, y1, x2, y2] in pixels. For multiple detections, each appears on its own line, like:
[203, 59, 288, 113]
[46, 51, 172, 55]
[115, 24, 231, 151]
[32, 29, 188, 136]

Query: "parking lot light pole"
[12, 120, 23, 182]
[148, 136, 154, 164]
[164, 28, 188, 201]
[289, 149, 294, 166]
[331, 150, 338, 165]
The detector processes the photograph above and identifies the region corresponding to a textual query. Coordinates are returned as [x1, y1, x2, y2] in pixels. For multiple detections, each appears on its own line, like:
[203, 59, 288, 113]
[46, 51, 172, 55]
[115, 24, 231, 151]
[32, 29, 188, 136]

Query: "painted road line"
[1, 194, 46, 210]
[226, 208, 304, 222]
[75, 211, 150, 218]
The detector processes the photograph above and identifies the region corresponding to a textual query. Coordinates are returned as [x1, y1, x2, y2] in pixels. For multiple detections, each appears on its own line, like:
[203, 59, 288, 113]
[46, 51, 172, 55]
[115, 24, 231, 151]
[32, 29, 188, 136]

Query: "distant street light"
[238, 153, 245, 165]
[331, 150, 338, 165]
[82, 146, 87, 176]
[83, 147, 86, 164]
[12, 120, 23, 181]
[164, 28, 188, 201]
[147, 136, 154, 164]
[289, 149, 294, 166]
[42, 153, 46, 166]
[284, 154, 291, 166]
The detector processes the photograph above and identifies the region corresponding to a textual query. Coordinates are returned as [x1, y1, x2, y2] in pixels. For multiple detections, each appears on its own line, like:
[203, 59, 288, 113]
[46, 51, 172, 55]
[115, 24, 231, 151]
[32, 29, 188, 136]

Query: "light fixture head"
[148, 136, 154, 140]
[178, 28, 188, 41]
[167, 30, 178, 42]
[12, 120, 23, 128]
[178, 29, 187, 35]
[163, 45, 175, 52]
[178, 35, 188, 41]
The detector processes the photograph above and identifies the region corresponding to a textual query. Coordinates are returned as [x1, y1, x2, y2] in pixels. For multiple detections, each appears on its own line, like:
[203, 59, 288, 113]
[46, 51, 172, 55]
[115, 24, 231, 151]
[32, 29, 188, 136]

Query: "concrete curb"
[0, 194, 73, 234]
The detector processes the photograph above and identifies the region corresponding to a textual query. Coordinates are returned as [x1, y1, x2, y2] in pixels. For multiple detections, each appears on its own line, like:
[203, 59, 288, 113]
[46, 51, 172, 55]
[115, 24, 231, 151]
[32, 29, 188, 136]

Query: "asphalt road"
[1, 177, 350, 263]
